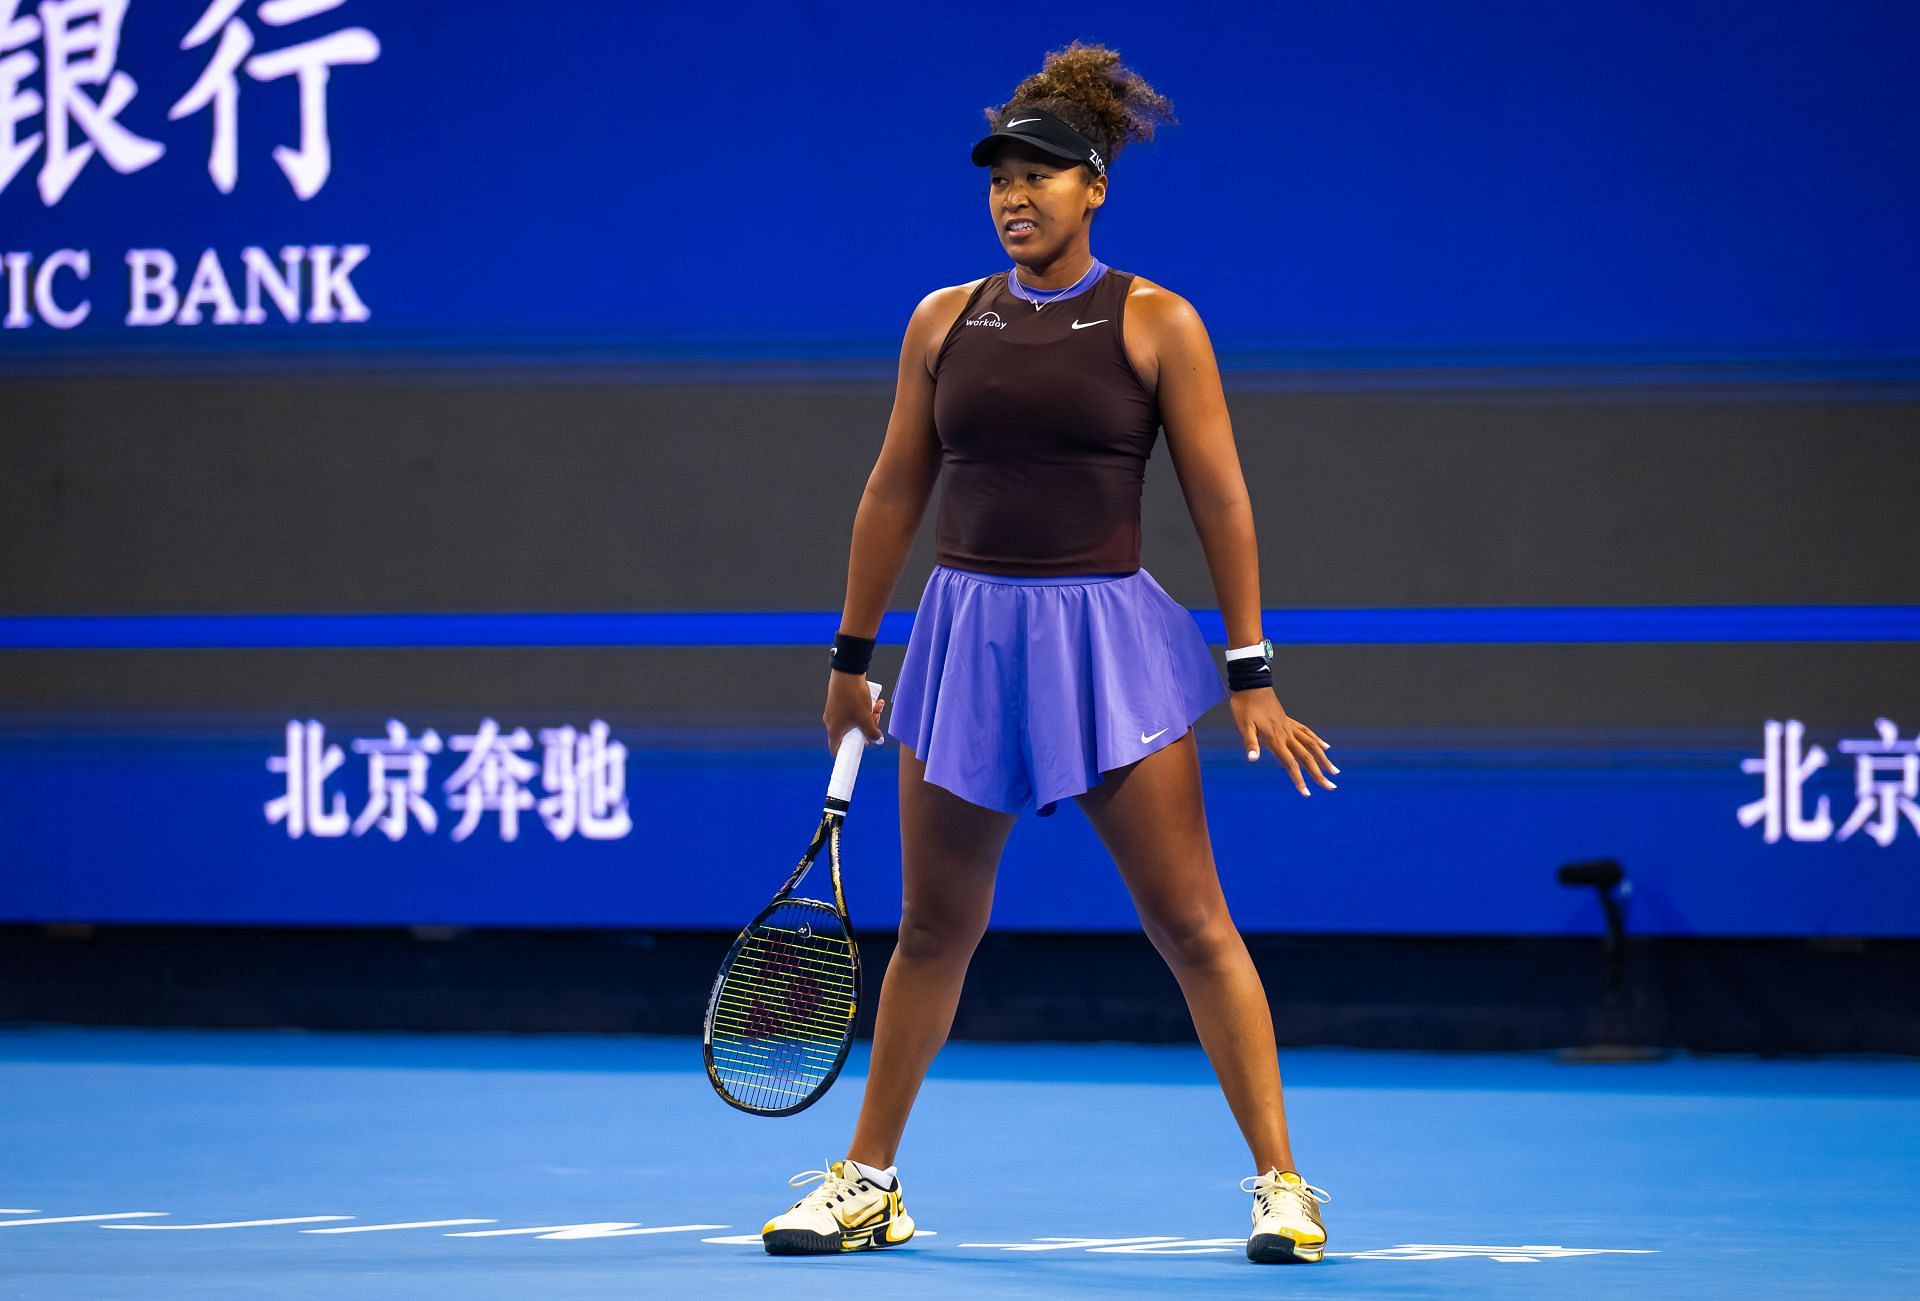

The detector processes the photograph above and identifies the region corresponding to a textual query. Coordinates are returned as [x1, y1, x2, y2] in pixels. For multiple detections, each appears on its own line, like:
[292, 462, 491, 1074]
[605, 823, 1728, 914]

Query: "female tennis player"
[761, 41, 1340, 1264]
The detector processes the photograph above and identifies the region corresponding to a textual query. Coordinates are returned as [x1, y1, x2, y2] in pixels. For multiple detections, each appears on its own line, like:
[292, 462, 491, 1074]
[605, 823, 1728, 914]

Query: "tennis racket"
[702, 679, 882, 1116]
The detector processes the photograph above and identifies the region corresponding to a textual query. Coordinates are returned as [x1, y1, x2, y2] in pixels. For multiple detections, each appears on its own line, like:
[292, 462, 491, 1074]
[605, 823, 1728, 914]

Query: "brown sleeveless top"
[931, 267, 1161, 576]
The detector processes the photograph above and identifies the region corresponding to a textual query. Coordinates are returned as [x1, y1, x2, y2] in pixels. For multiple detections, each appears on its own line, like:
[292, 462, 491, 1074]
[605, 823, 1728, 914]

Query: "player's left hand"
[1230, 690, 1338, 797]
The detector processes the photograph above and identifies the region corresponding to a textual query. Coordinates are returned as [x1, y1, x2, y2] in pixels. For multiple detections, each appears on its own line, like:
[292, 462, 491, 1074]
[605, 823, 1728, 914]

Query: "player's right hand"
[824, 671, 885, 753]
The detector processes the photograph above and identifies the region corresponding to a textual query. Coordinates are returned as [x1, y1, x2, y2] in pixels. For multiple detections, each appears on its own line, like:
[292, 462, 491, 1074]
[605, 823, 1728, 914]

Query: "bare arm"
[1149, 291, 1264, 649]
[823, 287, 957, 751]
[1149, 288, 1336, 795]
[836, 290, 950, 638]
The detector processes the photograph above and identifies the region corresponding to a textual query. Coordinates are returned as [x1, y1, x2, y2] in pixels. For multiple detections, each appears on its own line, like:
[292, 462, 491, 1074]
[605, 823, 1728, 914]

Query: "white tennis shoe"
[762, 1158, 916, 1254]
[1241, 1167, 1332, 1263]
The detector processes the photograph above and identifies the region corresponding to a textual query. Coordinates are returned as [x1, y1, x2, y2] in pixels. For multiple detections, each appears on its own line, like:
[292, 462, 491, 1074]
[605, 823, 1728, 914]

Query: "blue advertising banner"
[1, 711, 1915, 936]
[1, 0, 1915, 368]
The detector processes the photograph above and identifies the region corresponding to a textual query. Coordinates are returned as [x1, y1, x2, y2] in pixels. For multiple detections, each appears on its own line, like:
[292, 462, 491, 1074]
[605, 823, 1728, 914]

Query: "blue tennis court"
[3, 1025, 1914, 1298]
[5, 3, 1918, 1297]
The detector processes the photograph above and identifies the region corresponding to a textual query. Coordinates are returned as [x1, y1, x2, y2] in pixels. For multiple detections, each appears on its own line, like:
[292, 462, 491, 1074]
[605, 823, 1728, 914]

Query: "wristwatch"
[1225, 637, 1273, 667]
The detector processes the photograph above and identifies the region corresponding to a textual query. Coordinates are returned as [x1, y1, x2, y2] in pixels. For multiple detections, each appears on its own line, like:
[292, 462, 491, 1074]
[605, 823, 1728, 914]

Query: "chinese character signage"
[2, 0, 376, 332]
[2, 0, 379, 204]
[267, 718, 633, 843]
[1738, 718, 1920, 847]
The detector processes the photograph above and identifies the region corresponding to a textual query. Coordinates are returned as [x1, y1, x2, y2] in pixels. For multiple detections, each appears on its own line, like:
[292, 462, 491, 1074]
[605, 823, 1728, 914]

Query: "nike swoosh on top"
[1141, 726, 1170, 744]
[1006, 117, 1041, 127]
[1071, 319, 1109, 329]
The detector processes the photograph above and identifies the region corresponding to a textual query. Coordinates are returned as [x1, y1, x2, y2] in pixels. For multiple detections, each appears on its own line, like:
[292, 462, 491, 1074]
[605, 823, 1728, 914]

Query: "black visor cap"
[970, 109, 1107, 176]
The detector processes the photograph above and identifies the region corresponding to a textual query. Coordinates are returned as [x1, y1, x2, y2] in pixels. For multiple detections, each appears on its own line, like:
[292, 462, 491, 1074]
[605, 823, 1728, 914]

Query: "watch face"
[1261, 637, 1274, 664]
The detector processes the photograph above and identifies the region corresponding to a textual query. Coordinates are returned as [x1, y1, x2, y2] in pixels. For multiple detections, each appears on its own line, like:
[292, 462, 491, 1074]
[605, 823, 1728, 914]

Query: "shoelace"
[786, 1163, 866, 1211]
[1239, 1170, 1333, 1219]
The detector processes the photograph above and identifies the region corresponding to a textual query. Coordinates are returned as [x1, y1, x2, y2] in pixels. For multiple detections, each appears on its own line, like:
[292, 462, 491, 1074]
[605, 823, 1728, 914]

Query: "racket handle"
[827, 679, 884, 808]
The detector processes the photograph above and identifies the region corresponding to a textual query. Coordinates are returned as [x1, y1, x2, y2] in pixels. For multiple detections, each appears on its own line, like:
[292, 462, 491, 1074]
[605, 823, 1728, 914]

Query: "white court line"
[0, 1210, 1664, 1264]
[957, 1236, 1178, 1251]
[105, 1216, 355, 1230]
[304, 1219, 498, 1234]
[448, 1222, 727, 1239]
[0, 1213, 170, 1227]
[1382, 1251, 1666, 1258]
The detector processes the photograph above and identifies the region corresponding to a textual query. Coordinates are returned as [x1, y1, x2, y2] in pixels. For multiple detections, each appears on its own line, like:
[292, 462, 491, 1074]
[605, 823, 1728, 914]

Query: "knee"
[894, 900, 989, 965]
[1142, 907, 1241, 972]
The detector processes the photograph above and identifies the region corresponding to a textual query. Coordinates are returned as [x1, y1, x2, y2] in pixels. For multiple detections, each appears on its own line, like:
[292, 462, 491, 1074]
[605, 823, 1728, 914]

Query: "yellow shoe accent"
[762, 1160, 912, 1255]
[880, 1208, 916, 1245]
[1243, 1168, 1332, 1264]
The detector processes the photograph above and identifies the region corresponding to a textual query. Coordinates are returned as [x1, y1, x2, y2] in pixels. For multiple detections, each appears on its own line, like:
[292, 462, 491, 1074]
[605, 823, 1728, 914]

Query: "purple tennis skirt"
[886, 564, 1228, 817]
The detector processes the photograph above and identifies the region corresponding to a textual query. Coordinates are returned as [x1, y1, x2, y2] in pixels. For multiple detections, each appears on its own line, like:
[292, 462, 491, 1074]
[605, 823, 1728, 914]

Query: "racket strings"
[707, 901, 857, 1110]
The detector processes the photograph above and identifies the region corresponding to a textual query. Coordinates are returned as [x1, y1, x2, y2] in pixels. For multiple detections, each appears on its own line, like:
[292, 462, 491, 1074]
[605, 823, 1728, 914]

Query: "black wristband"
[1226, 636, 1274, 692]
[829, 631, 876, 675]
[1227, 658, 1274, 692]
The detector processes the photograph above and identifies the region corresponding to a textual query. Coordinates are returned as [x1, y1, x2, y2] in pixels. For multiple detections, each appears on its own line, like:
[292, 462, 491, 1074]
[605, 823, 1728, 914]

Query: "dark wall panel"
[4, 375, 1916, 614]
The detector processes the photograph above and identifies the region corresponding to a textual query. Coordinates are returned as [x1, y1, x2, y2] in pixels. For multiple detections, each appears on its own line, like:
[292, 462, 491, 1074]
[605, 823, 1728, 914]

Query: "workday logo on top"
[966, 311, 1007, 329]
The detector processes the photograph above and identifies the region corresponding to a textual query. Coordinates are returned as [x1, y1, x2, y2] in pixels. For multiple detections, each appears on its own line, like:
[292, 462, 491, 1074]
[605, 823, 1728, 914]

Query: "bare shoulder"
[909, 276, 994, 377]
[1120, 273, 1209, 397]
[1123, 273, 1205, 338]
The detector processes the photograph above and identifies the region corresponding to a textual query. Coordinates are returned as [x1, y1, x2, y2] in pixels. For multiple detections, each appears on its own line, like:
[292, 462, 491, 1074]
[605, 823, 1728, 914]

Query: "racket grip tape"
[827, 680, 883, 808]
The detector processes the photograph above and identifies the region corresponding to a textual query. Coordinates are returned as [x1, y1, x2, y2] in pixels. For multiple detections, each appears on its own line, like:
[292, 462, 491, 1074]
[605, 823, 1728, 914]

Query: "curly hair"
[981, 40, 1178, 176]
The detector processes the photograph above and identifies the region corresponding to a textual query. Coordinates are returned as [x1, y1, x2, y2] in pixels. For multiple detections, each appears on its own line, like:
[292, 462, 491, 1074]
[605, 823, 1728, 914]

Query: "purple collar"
[1007, 256, 1107, 305]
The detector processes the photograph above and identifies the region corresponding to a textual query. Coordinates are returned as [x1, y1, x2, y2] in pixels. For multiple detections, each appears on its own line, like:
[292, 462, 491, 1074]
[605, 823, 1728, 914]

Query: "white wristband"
[1226, 638, 1272, 662]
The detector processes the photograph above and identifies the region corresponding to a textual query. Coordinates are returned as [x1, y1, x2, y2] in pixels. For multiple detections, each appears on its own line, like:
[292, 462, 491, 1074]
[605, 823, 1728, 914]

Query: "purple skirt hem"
[884, 565, 1227, 817]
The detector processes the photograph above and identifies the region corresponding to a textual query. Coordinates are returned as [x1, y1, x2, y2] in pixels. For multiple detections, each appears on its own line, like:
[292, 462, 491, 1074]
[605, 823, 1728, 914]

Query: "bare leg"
[1076, 729, 1297, 1173]
[845, 745, 1017, 1169]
